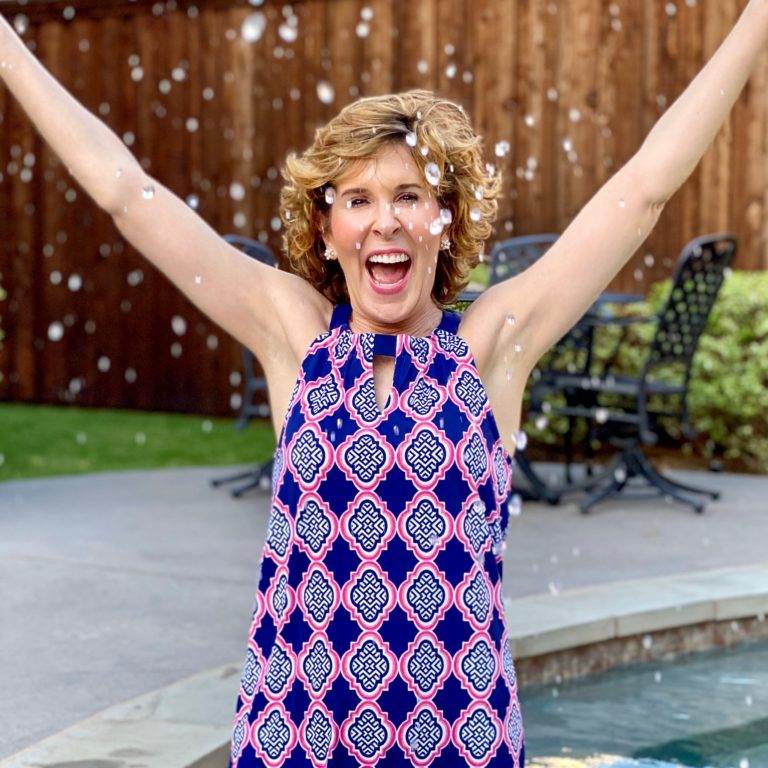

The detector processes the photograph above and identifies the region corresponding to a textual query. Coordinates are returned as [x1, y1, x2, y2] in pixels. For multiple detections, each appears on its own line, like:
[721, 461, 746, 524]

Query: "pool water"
[521, 639, 768, 768]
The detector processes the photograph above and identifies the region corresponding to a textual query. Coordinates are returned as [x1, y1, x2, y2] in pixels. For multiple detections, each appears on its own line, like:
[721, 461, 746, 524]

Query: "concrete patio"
[1, 458, 767, 762]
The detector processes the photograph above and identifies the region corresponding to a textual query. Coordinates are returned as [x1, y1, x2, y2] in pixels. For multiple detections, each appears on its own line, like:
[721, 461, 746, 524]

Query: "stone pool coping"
[3, 562, 767, 767]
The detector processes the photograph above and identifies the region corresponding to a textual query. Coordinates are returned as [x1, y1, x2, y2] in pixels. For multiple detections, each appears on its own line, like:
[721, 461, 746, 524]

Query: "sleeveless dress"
[229, 302, 525, 768]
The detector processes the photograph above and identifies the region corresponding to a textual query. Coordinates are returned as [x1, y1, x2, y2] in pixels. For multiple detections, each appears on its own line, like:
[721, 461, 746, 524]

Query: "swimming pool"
[521, 639, 767, 768]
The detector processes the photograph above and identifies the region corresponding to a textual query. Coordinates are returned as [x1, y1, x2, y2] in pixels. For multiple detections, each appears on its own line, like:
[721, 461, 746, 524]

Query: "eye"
[348, 197, 367, 207]
[400, 192, 419, 202]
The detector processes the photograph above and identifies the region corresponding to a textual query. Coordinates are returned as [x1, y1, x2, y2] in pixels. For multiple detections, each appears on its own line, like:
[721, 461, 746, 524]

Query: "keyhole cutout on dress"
[372, 354, 396, 413]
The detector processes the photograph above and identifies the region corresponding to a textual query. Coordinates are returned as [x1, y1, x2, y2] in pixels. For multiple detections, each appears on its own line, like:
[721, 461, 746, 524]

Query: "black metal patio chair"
[209, 235, 277, 498]
[526, 233, 735, 514]
[485, 234, 618, 503]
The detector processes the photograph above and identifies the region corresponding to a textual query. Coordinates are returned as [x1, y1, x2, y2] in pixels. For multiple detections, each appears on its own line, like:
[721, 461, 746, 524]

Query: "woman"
[1, 3, 767, 765]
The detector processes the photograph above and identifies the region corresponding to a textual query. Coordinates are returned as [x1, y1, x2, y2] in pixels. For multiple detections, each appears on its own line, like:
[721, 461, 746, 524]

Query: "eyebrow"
[340, 183, 423, 197]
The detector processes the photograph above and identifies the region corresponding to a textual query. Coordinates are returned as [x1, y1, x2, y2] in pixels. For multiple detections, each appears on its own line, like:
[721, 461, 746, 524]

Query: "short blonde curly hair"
[279, 89, 502, 307]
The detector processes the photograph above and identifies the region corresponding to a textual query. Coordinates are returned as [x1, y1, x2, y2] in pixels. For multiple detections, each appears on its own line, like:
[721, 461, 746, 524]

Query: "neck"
[349, 303, 443, 337]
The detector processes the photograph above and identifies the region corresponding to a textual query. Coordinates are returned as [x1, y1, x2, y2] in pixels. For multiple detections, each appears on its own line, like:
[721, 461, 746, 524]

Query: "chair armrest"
[583, 314, 657, 327]
[594, 292, 645, 305]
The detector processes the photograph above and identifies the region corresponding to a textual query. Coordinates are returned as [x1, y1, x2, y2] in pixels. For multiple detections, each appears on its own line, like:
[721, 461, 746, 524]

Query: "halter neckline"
[329, 302, 459, 339]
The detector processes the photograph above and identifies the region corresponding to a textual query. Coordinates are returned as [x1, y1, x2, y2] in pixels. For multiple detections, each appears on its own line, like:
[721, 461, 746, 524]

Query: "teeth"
[368, 252, 410, 264]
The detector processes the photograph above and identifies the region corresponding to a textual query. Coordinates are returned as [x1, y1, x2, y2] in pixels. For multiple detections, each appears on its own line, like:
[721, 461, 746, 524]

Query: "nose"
[371, 200, 402, 238]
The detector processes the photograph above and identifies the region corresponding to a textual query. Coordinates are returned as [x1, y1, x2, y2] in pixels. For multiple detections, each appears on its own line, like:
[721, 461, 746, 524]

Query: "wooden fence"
[0, 0, 766, 416]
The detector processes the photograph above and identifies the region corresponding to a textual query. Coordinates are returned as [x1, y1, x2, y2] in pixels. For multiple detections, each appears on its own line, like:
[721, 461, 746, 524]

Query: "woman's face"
[322, 141, 444, 330]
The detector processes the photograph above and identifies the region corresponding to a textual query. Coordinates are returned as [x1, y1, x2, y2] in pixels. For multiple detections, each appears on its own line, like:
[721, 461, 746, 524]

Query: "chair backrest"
[488, 234, 594, 370]
[487, 233, 560, 286]
[646, 233, 736, 372]
[223, 234, 278, 268]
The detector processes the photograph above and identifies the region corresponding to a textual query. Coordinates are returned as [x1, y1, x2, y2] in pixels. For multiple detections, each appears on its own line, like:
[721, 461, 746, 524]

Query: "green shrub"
[452, 270, 768, 473]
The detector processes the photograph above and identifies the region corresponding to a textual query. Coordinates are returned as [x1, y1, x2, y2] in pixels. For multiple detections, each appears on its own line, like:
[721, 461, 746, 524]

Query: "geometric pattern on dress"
[348, 374, 387, 427]
[341, 700, 396, 765]
[341, 629, 399, 699]
[454, 632, 499, 698]
[399, 630, 452, 699]
[264, 499, 292, 564]
[300, 366, 343, 422]
[299, 701, 338, 765]
[262, 636, 296, 702]
[456, 426, 491, 489]
[452, 701, 502, 766]
[298, 562, 341, 631]
[286, 422, 334, 491]
[403, 374, 446, 420]
[456, 565, 493, 632]
[229, 301, 524, 768]
[250, 702, 298, 766]
[264, 565, 295, 631]
[397, 491, 454, 561]
[342, 561, 397, 631]
[297, 630, 341, 700]
[337, 428, 395, 489]
[396, 422, 454, 490]
[399, 700, 451, 766]
[339, 491, 396, 560]
[398, 562, 453, 630]
[238, 640, 267, 705]
[294, 492, 337, 561]
[451, 362, 489, 421]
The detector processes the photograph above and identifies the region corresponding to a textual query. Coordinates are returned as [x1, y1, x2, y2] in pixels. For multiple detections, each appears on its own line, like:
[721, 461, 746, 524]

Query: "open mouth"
[365, 253, 412, 291]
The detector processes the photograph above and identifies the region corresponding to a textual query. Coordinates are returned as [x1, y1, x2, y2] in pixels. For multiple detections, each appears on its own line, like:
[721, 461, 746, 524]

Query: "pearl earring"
[440, 236, 450, 251]
[324, 246, 337, 261]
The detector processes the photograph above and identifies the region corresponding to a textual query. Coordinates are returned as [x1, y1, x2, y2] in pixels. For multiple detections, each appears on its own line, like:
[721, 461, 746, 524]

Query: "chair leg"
[564, 414, 575, 483]
[551, 451, 625, 496]
[210, 468, 258, 487]
[623, 449, 705, 514]
[633, 450, 720, 500]
[513, 451, 561, 505]
[579, 473, 627, 514]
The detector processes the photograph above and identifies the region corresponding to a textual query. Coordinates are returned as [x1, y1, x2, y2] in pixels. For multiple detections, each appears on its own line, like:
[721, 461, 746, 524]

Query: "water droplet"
[524, 114, 536, 127]
[654, 670, 663, 683]
[511, 430, 528, 450]
[171, 315, 187, 336]
[429, 218, 444, 235]
[141, 185, 155, 200]
[355, 21, 370, 37]
[47, 321, 65, 342]
[469, 207, 481, 222]
[241, 12, 266, 42]
[439, 208, 453, 225]
[405, 130, 417, 147]
[494, 140, 510, 158]
[317, 80, 335, 104]
[505, 314, 517, 327]
[424, 162, 440, 186]
[186, 194, 199, 209]
[618, 198, 626, 208]
[508, 494, 522, 517]
[642, 634, 653, 650]
[278, 22, 298, 43]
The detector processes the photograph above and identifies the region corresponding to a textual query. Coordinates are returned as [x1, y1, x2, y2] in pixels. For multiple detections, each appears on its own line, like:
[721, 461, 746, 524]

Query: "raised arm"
[469, 0, 768, 377]
[0, 14, 322, 364]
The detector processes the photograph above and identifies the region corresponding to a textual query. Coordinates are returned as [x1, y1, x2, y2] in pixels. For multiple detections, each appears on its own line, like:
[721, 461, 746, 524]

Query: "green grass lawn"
[0, 268, 490, 483]
[0, 402, 277, 482]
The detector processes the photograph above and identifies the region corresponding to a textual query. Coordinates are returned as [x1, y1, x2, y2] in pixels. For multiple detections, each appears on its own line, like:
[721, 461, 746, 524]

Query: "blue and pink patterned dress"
[229, 302, 525, 767]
